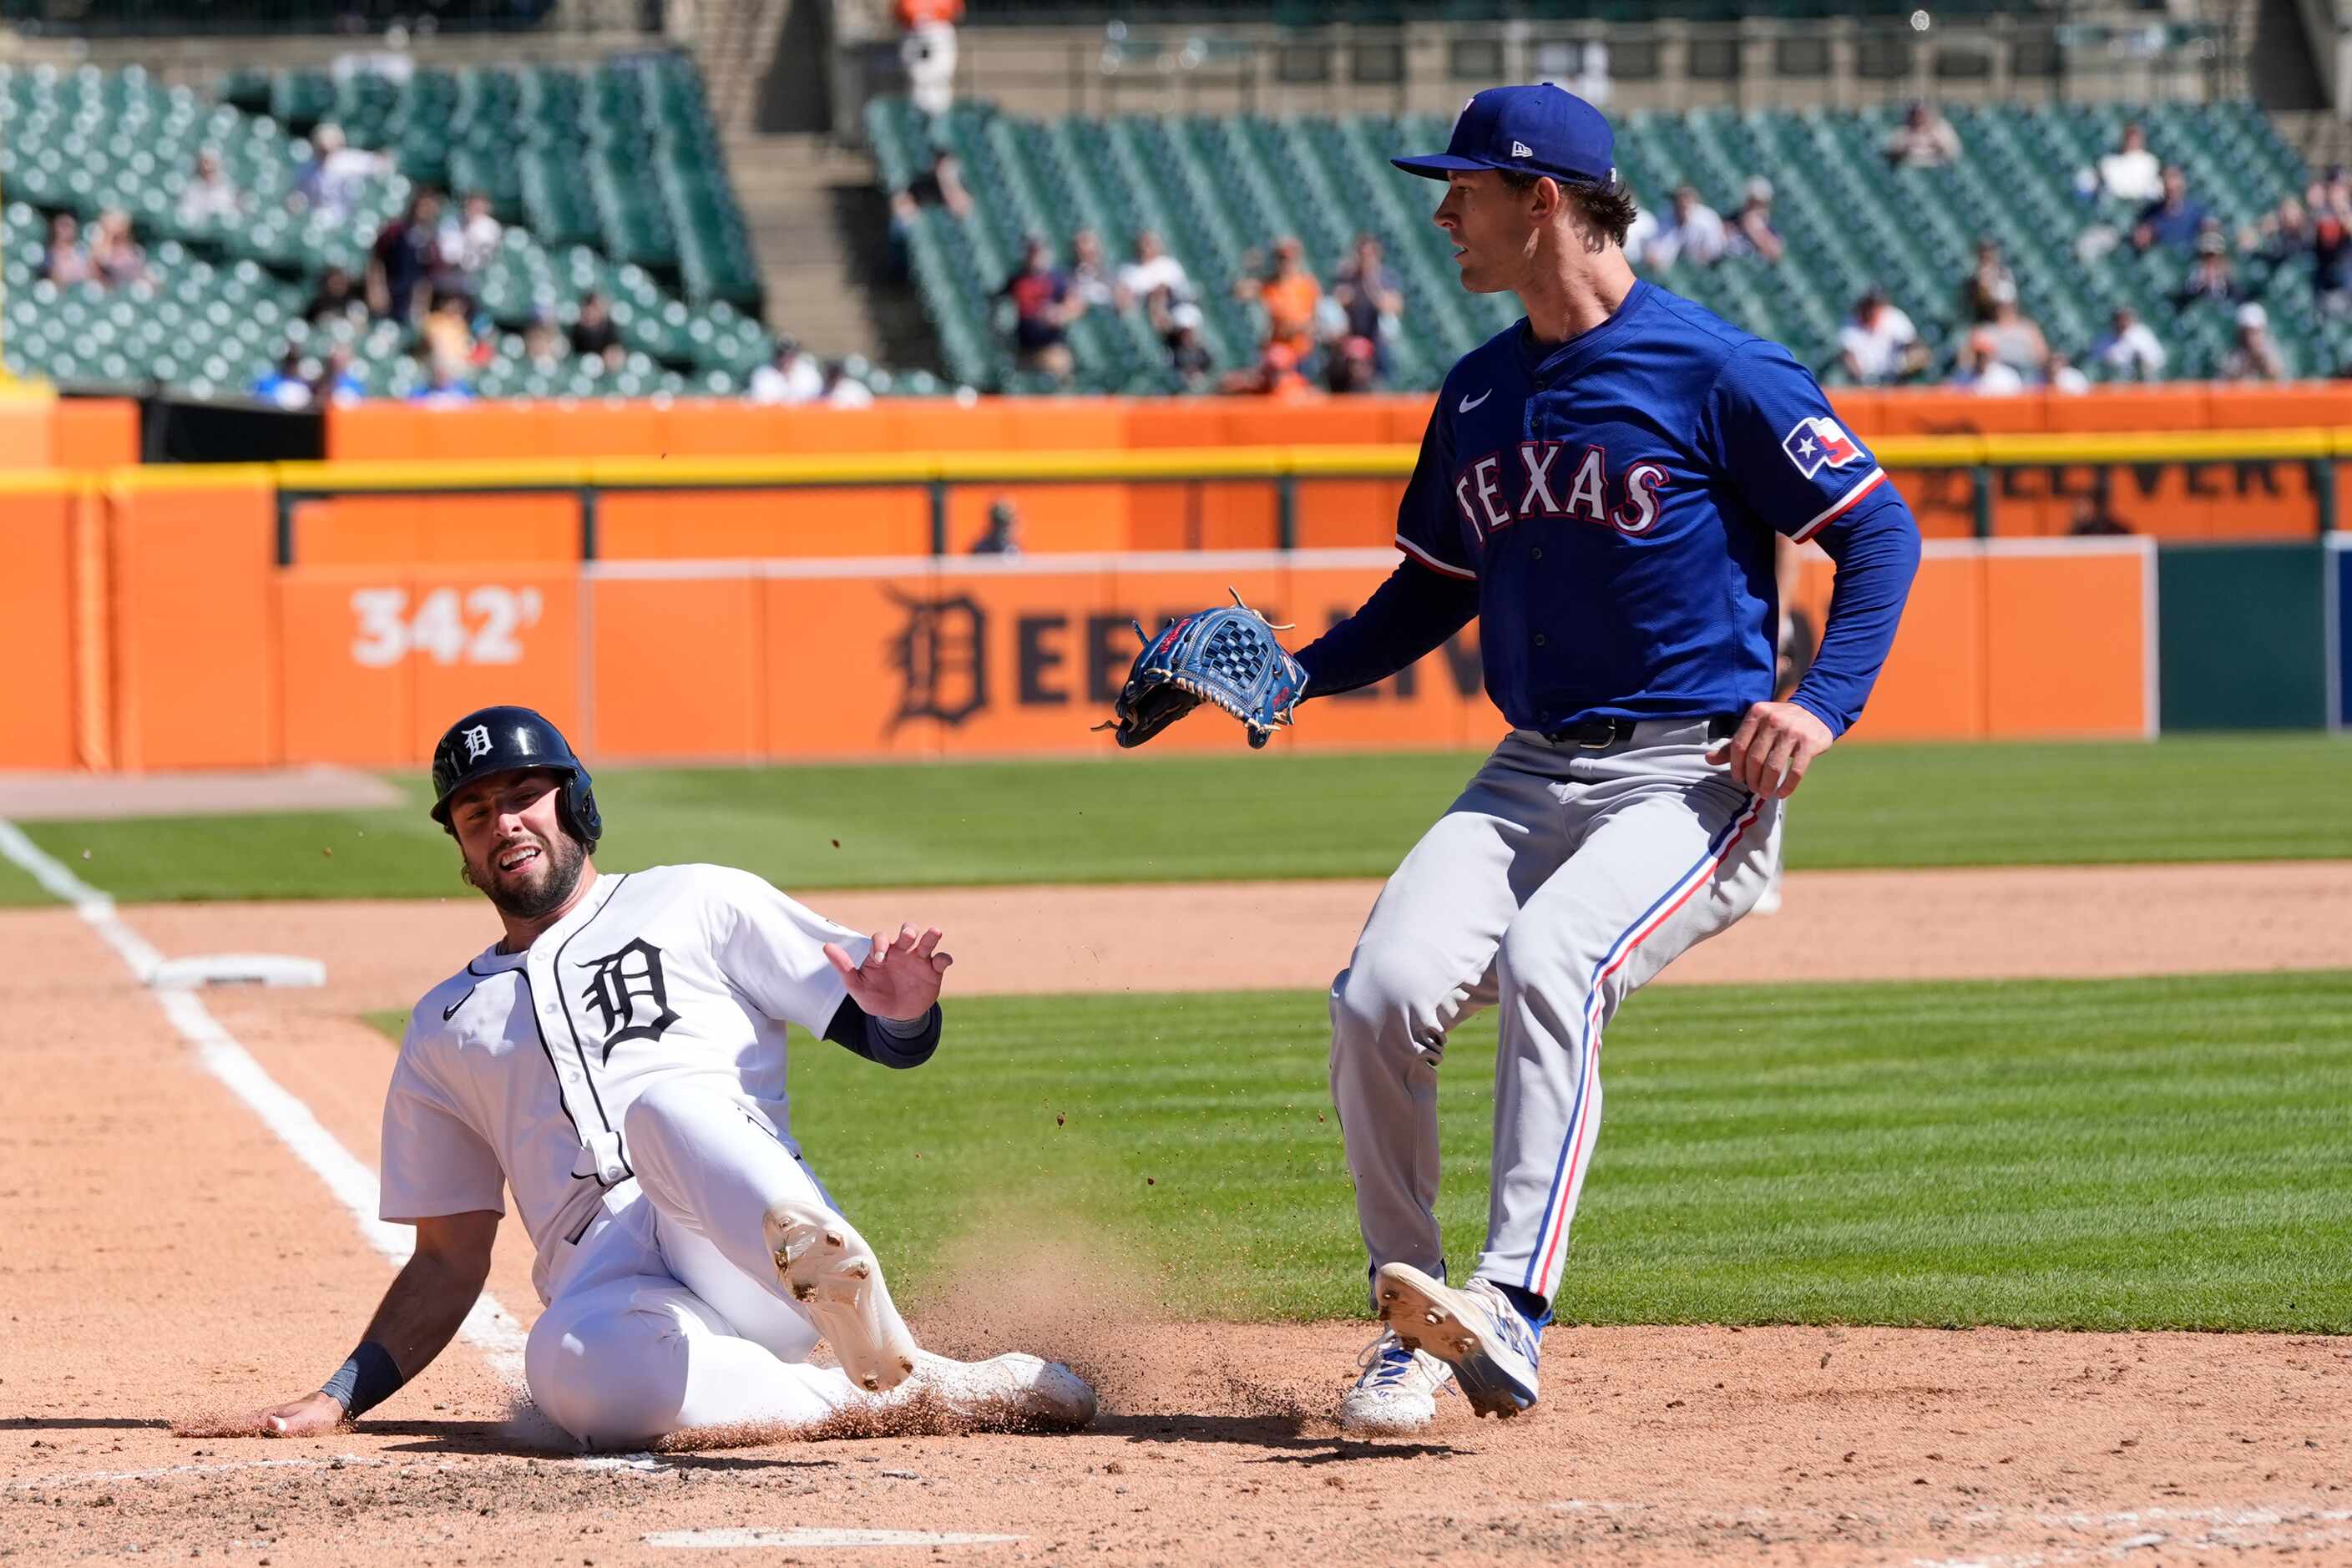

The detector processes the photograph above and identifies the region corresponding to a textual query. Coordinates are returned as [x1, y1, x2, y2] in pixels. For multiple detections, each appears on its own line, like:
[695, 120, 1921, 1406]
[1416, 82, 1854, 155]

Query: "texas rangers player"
[1106, 86, 1918, 1435]
[248, 706, 1093, 1448]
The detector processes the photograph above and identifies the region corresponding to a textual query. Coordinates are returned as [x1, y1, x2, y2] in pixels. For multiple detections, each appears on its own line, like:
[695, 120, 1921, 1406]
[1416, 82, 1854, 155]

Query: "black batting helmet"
[428, 706, 602, 849]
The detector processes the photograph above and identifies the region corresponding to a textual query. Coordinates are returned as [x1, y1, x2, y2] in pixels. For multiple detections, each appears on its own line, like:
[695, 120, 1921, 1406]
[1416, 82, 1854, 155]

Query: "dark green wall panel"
[2157, 544, 2327, 731]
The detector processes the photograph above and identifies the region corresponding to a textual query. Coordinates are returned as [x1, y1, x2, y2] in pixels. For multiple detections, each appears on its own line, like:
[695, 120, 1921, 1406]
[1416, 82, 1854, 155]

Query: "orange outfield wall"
[0, 484, 81, 768]
[107, 473, 281, 770]
[258, 539, 2152, 769]
[0, 397, 140, 472]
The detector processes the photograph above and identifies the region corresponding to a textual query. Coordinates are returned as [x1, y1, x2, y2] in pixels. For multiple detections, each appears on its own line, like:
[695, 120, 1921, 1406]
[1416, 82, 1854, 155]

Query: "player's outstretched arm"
[250, 1209, 499, 1436]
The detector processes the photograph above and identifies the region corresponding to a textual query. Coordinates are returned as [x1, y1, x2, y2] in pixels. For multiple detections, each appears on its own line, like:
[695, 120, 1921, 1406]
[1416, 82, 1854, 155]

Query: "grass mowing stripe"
[16, 733, 2352, 905]
[365, 969, 2352, 1332]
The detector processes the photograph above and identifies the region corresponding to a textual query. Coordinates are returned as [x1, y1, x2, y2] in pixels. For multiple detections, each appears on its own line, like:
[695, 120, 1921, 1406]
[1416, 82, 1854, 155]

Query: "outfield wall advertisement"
[235, 540, 2156, 771]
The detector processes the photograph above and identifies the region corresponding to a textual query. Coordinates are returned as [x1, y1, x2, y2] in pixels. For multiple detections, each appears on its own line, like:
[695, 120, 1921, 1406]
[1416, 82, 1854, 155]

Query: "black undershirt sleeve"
[822, 994, 943, 1070]
[1292, 558, 1482, 701]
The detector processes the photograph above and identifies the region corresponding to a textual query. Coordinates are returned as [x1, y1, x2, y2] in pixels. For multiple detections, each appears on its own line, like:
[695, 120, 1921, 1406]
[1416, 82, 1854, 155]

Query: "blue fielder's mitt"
[1100, 590, 1307, 750]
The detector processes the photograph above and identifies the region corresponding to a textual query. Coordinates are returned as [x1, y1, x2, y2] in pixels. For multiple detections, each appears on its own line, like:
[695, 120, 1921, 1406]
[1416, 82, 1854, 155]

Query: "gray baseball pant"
[1329, 720, 1780, 1308]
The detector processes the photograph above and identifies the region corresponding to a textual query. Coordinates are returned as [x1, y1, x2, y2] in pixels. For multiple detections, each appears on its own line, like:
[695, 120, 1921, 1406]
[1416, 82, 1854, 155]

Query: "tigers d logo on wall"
[887, 589, 989, 728]
[578, 937, 680, 1060]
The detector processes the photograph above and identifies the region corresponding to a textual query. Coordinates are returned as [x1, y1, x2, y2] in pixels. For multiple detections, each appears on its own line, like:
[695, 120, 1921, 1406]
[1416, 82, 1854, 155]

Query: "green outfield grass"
[367, 969, 2352, 1332]
[11, 733, 2351, 905]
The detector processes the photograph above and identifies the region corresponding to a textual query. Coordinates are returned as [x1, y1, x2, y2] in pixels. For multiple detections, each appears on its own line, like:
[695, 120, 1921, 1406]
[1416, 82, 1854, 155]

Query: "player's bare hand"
[824, 923, 951, 1022]
[255, 1391, 347, 1438]
[1710, 701, 1834, 800]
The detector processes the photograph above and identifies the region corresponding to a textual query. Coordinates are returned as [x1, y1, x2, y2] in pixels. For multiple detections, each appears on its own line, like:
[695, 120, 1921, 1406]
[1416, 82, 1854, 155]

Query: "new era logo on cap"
[1782, 417, 1862, 478]
[1511, 140, 1534, 158]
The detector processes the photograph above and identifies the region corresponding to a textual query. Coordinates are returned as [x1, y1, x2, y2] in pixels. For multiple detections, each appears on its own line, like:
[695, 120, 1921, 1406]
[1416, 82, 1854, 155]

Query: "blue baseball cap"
[1392, 84, 1616, 188]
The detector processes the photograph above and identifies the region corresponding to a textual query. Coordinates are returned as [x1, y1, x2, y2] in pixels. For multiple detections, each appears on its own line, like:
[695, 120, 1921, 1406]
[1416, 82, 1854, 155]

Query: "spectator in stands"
[969, 497, 1023, 556]
[1115, 229, 1193, 346]
[1883, 102, 1960, 169]
[1169, 318, 1213, 392]
[1640, 185, 1727, 270]
[440, 190, 503, 282]
[422, 291, 478, 382]
[1333, 231, 1403, 379]
[294, 123, 388, 225]
[2243, 195, 2313, 272]
[311, 345, 366, 406]
[569, 290, 625, 372]
[1727, 178, 1783, 264]
[2092, 305, 2167, 379]
[368, 190, 443, 326]
[2083, 120, 2162, 205]
[2131, 165, 2208, 252]
[177, 149, 245, 230]
[2309, 165, 2352, 221]
[41, 213, 92, 286]
[997, 235, 1080, 384]
[2218, 302, 2288, 382]
[1234, 236, 1322, 364]
[750, 336, 824, 405]
[1326, 335, 1379, 395]
[411, 357, 473, 406]
[1955, 235, 2016, 324]
[1220, 340, 1313, 398]
[1836, 287, 1928, 386]
[86, 210, 149, 289]
[885, 146, 969, 286]
[2042, 349, 2091, 395]
[1069, 228, 1115, 311]
[1951, 328, 2024, 396]
[822, 360, 876, 408]
[304, 266, 367, 326]
[1984, 297, 2048, 376]
[896, 0, 964, 119]
[2314, 207, 2352, 311]
[2172, 230, 2243, 310]
[1115, 229, 1188, 311]
[251, 348, 313, 410]
[521, 312, 569, 375]
[1621, 190, 1658, 268]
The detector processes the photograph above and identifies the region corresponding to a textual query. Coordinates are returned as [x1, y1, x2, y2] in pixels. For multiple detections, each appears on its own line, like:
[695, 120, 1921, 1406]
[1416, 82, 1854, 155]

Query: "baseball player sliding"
[247, 706, 1093, 1449]
[1105, 87, 1919, 1434]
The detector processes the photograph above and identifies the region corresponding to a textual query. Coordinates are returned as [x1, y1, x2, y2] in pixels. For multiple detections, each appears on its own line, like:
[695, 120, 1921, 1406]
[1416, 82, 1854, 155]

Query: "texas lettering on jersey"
[1454, 443, 1673, 539]
[1393, 281, 1888, 730]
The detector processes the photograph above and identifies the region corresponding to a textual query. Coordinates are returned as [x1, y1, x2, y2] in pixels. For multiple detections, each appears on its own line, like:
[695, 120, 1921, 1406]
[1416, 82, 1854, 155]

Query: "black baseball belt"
[1535, 713, 1743, 750]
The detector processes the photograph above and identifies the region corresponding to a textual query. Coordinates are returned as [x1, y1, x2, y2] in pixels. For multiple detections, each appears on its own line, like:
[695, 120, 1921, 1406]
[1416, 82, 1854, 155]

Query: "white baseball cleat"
[891, 1350, 1098, 1431]
[764, 1199, 922, 1394]
[1338, 1328, 1454, 1435]
[1374, 1265, 1542, 1420]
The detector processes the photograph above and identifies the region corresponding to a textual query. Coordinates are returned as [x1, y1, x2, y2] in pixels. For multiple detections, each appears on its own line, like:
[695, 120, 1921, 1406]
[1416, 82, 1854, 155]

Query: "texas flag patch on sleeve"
[1781, 416, 1863, 478]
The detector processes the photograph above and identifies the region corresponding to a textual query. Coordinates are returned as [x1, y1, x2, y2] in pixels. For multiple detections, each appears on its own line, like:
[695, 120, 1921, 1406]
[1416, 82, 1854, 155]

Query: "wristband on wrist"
[318, 1340, 406, 1419]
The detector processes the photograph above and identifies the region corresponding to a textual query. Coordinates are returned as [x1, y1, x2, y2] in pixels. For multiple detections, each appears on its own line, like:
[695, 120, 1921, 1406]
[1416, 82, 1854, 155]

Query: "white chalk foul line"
[0, 817, 531, 1388]
[645, 1529, 1024, 1550]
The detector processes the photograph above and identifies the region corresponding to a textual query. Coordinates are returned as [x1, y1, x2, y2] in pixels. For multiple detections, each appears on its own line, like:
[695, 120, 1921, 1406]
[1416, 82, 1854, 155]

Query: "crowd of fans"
[38, 95, 2349, 405]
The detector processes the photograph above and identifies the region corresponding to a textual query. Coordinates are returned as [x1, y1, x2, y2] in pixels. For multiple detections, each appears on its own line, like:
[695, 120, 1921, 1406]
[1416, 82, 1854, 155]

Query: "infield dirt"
[3, 868, 2349, 1565]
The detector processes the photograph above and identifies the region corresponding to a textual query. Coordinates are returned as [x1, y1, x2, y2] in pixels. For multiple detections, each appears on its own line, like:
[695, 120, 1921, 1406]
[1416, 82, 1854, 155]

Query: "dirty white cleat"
[1374, 1265, 1541, 1420]
[1338, 1329, 1454, 1436]
[892, 1350, 1098, 1431]
[764, 1199, 922, 1395]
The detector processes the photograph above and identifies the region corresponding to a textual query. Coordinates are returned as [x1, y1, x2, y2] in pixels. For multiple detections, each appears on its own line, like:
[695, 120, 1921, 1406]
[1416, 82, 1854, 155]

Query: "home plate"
[645, 1528, 1022, 1550]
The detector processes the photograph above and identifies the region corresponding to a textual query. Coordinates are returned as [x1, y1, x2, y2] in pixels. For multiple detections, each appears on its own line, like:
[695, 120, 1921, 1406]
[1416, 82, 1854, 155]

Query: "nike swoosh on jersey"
[1459, 389, 1492, 412]
[443, 984, 478, 1022]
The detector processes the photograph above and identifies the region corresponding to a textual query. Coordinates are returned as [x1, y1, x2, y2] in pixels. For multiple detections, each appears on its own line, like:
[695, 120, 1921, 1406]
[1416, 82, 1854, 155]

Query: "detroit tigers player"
[248, 706, 1093, 1448]
[1283, 88, 1921, 1433]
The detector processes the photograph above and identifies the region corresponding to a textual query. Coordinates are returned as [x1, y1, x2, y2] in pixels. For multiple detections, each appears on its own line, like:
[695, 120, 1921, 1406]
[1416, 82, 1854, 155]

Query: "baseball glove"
[1097, 590, 1307, 750]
